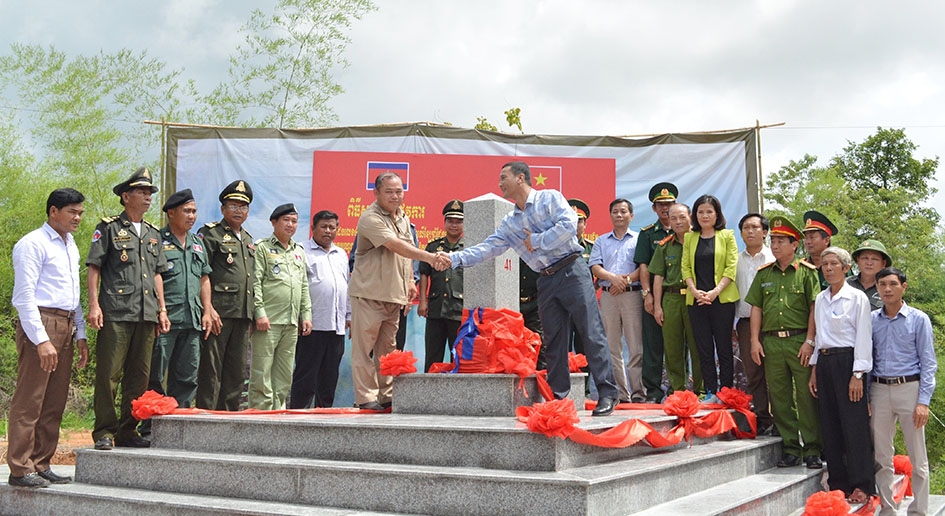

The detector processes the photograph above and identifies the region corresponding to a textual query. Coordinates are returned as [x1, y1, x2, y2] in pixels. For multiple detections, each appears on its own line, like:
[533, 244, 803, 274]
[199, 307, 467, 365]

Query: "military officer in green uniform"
[747, 216, 823, 469]
[87, 167, 170, 450]
[650, 203, 703, 395]
[566, 199, 593, 390]
[418, 200, 465, 372]
[633, 182, 677, 403]
[802, 210, 839, 291]
[249, 203, 312, 410]
[140, 190, 216, 435]
[195, 180, 256, 411]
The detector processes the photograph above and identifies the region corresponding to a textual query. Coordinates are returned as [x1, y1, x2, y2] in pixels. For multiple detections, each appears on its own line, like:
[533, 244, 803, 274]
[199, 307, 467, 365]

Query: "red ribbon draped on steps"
[516, 390, 749, 449]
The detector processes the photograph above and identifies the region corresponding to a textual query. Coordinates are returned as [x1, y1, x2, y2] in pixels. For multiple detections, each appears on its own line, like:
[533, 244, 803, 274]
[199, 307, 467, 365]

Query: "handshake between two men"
[432, 251, 452, 271]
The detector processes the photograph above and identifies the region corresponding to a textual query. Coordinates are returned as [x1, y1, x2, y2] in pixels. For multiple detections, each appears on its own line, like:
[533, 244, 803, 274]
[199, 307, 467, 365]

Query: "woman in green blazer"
[681, 194, 739, 402]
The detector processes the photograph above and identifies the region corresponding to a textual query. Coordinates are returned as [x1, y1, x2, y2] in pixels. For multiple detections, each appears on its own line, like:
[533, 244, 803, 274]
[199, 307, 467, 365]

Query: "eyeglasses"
[225, 204, 249, 213]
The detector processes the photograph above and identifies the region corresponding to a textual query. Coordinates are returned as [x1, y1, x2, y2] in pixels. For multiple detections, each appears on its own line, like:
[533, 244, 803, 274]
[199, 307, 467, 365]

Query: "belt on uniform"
[761, 328, 806, 338]
[38, 307, 76, 322]
[601, 285, 643, 292]
[818, 347, 853, 356]
[664, 287, 687, 295]
[872, 374, 920, 385]
[541, 253, 580, 276]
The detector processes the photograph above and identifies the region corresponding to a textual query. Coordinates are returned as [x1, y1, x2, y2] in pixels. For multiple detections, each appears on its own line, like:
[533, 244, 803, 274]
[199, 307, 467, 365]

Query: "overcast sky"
[3, 0, 944, 214]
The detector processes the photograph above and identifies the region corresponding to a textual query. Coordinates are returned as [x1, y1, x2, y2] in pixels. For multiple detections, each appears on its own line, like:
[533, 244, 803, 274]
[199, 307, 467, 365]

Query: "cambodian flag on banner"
[367, 161, 409, 190]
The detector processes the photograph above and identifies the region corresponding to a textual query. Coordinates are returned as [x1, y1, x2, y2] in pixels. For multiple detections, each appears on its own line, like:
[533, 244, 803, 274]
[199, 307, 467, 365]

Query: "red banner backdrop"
[311, 151, 616, 252]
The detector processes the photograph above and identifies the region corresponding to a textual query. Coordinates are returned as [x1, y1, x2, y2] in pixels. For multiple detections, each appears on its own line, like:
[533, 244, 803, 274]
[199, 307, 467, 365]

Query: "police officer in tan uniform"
[418, 200, 465, 372]
[87, 167, 169, 450]
[195, 180, 256, 411]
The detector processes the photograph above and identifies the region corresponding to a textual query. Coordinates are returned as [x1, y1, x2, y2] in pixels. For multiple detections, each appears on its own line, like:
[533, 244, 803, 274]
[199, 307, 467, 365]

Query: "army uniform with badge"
[418, 200, 465, 372]
[746, 217, 822, 464]
[566, 199, 593, 390]
[634, 183, 678, 403]
[649, 232, 703, 395]
[195, 180, 256, 411]
[144, 190, 213, 421]
[87, 167, 168, 449]
[802, 210, 846, 291]
[249, 203, 312, 410]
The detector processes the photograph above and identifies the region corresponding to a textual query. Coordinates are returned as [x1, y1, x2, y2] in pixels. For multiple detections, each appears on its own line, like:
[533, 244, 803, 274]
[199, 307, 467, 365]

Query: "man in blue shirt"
[871, 267, 937, 516]
[435, 161, 620, 415]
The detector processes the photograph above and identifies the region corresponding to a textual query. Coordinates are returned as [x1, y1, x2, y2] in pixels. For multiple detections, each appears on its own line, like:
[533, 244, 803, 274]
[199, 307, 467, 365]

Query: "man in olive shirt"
[249, 203, 312, 410]
[802, 210, 838, 291]
[418, 200, 464, 372]
[650, 203, 702, 396]
[349, 172, 438, 410]
[847, 239, 891, 310]
[87, 167, 170, 450]
[195, 180, 255, 411]
[634, 182, 677, 403]
[747, 216, 823, 469]
[141, 190, 216, 437]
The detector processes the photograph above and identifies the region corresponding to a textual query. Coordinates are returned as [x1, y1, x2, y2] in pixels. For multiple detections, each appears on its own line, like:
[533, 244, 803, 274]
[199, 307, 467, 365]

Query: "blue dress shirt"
[871, 302, 937, 406]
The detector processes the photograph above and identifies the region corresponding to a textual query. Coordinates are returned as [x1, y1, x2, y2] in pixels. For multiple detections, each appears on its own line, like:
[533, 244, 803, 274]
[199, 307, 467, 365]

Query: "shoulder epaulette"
[641, 223, 656, 232]
[203, 221, 219, 229]
[101, 215, 118, 223]
[799, 259, 818, 270]
[143, 220, 159, 230]
[757, 261, 776, 271]
[254, 238, 266, 246]
[657, 234, 675, 246]
[585, 237, 596, 246]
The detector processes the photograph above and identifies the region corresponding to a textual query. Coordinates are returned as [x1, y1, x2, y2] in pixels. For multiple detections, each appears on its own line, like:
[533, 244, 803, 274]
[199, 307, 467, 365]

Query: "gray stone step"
[632, 467, 823, 516]
[151, 409, 727, 472]
[0, 477, 413, 516]
[74, 436, 783, 516]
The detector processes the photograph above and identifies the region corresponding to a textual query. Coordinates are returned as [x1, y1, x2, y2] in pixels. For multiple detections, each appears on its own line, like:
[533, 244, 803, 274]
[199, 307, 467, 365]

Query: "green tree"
[201, 0, 377, 128]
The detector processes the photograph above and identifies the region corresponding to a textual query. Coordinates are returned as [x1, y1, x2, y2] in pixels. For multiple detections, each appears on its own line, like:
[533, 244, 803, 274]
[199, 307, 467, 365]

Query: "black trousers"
[816, 350, 875, 495]
[688, 300, 736, 394]
[289, 330, 345, 408]
[424, 317, 461, 372]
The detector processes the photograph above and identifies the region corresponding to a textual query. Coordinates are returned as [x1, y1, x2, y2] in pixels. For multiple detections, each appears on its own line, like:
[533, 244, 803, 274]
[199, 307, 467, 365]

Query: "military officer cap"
[442, 199, 464, 220]
[768, 214, 802, 242]
[568, 198, 590, 219]
[852, 239, 892, 266]
[802, 210, 838, 237]
[113, 166, 159, 196]
[162, 189, 195, 212]
[219, 180, 253, 204]
[270, 203, 298, 221]
[648, 182, 678, 203]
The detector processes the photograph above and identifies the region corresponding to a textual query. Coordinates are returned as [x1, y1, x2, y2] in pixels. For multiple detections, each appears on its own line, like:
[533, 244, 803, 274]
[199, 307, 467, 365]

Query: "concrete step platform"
[73, 436, 783, 516]
[151, 408, 726, 472]
[633, 466, 823, 516]
[0, 475, 412, 516]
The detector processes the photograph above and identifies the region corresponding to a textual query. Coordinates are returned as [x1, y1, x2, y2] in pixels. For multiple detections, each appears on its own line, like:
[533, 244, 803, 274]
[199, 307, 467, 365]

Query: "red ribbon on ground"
[379, 349, 418, 376]
[803, 490, 851, 516]
[568, 352, 588, 372]
[894, 454, 913, 496]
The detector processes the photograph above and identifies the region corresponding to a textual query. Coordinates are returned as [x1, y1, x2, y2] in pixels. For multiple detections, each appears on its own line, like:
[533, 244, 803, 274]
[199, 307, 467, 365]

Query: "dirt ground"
[0, 430, 93, 466]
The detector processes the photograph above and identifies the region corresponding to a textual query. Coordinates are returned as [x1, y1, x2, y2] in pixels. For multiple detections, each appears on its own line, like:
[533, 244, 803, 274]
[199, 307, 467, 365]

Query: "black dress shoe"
[357, 401, 384, 411]
[37, 469, 72, 484]
[592, 397, 617, 416]
[94, 437, 113, 450]
[8, 472, 51, 488]
[777, 454, 800, 467]
[804, 455, 824, 469]
[115, 435, 151, 448]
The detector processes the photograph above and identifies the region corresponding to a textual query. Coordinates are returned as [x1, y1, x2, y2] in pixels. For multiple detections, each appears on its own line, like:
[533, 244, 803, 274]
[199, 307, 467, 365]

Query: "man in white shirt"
[7, 188, 90, 488]
[734, 213, 776, 434]
[289, 210, 351, 408]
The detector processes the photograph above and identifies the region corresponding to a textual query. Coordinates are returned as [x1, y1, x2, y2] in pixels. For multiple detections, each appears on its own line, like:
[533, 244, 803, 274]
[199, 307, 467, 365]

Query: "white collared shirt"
[12, 222, 86, 345]
[302, 239, 350, 334]
[736, 246, 774, 318]
[811, 281, 872, 372]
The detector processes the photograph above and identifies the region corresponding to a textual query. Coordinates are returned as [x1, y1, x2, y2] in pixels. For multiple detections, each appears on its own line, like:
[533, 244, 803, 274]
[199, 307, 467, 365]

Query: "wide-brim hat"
[852, 239, 892, 266]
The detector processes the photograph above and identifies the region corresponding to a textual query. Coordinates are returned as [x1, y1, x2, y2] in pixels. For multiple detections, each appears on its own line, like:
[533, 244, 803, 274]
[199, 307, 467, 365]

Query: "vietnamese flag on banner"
[311, 151, 616, 251]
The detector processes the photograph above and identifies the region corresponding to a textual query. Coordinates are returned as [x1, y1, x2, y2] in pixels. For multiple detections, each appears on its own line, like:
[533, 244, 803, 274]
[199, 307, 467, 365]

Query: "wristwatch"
[853, 371, 864, 380]
[642, 289, 650, 297]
